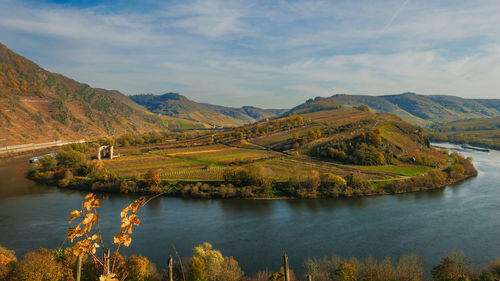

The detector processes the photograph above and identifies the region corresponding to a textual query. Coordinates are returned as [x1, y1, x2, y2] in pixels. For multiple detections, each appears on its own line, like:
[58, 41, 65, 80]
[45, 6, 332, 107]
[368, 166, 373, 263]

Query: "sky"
[1, 0, 500, 108]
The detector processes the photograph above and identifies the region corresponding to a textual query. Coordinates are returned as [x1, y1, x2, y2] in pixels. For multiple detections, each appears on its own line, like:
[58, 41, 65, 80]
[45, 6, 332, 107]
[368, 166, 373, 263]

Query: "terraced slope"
[0, 43, 203, 145]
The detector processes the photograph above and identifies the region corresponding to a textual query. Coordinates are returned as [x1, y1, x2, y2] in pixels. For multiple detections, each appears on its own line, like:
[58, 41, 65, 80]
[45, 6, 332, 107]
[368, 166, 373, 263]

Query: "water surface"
[0, 144, 499, 275]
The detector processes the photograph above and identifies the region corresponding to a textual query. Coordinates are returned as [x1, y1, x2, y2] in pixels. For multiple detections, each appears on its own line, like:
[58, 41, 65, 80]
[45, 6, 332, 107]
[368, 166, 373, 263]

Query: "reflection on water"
[0, 144, 499, 276]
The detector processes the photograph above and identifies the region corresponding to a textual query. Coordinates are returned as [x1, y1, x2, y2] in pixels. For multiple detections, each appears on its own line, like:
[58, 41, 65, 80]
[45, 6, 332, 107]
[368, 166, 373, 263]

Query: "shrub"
[335, 262, 357, 281]
[432, 250, 474, 281]
[0, 245, 17, 280]
[56, 149, 85, 169]
[146, 169, 162, 187]
[124, 255, 159, 281]
[58, 170, 74, 188]
[223, 166, 273, 188]
[120, 180, 138, 194]
[38, 155, 58, 171]
[353, 144, 386, 165]
[355, 104, 370, 112]
[187, 242, 244, 281]
[345, 173, 369, 190]
[9, 248, 73, 281]
[320, 173, 347, 197]
[289, 170, 320, 198]
[304, 254, 424, 281]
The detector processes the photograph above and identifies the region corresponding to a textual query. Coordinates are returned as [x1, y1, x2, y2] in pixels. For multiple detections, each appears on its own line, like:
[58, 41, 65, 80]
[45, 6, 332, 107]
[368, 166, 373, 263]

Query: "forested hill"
[130, 93, 287, 127]
[0, 43, 204, 145]
[291, 93, 500, 125]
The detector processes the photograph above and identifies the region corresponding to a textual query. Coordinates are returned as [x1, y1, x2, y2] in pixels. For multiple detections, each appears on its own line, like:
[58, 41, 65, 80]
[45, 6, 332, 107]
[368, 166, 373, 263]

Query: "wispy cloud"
[379, 0, 410, 36]
[0, 0, 499, 108]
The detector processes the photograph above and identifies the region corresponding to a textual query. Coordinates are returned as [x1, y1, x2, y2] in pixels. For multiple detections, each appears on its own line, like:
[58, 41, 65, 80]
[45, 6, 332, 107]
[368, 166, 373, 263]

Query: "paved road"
[0, 139, 85, 155]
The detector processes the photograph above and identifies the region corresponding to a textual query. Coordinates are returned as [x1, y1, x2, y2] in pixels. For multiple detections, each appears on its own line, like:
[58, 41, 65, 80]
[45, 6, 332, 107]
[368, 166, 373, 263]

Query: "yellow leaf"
[69, 210, 81, 223]
[84, 193, 95, 200]
[83, 198, 100, 211]
[121, 197, 146, 218]
[66, 225, 84, 243]
[120, 206, 130, 218]
[82, 213, 99, 233]
[113, 233, 132, 247]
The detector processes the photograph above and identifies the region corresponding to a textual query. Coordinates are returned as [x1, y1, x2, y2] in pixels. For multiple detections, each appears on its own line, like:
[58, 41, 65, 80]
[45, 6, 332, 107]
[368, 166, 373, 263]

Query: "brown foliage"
[9, 248, 73, 281]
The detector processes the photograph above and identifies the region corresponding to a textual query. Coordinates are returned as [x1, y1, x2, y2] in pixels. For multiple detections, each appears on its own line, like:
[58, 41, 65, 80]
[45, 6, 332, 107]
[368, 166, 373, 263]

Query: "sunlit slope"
[0, 43, 203, 145]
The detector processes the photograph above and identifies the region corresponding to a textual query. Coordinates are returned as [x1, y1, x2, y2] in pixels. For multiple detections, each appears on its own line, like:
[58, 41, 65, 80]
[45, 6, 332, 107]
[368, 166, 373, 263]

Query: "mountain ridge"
[0, 43, 204, 145]
[289, 92, 500, 125]
[130, 93, 287, 127]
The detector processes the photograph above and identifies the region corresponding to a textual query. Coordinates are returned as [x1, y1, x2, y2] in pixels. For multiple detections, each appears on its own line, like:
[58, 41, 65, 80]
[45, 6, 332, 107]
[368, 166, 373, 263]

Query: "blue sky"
[1, 0, 499, 108]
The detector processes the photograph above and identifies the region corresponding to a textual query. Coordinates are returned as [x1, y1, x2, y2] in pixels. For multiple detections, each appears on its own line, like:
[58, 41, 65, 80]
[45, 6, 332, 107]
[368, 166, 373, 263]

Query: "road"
[0, 139, 85, 155]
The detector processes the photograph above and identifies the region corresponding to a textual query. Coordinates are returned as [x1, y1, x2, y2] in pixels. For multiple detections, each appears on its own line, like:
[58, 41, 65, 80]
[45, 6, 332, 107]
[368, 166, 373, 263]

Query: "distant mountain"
[289, 93, 500, 125]
[0, 43, 203, 145]
[130, 93, 287, 127]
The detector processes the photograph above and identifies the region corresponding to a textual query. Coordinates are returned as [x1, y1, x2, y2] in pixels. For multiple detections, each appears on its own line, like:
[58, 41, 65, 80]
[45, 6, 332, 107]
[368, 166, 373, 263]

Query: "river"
[0, 143, 499, 276]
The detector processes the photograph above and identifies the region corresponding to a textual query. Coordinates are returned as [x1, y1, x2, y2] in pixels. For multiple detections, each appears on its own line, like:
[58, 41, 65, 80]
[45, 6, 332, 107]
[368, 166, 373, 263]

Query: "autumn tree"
[66, 193, 161, 280]
[145, 169, 162, 188]
[187, 242, 243, 281]
[56, 149, 86, 169]
[335, 262, 357, 281]
[9, 248, 73, 281]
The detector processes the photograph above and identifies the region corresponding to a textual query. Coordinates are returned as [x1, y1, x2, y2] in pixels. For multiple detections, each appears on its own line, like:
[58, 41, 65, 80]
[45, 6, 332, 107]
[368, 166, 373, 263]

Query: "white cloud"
[0, 0, 499, 108]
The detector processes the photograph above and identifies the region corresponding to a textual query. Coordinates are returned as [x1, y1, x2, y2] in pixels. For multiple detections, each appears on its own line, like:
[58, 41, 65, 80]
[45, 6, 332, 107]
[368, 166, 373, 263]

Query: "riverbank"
[27, 149, 477, 200]
[2, 144, 499, 275]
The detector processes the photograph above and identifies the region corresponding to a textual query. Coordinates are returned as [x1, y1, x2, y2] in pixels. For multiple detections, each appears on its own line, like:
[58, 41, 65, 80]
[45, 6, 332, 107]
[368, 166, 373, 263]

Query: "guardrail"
[0, 139, 85, 154]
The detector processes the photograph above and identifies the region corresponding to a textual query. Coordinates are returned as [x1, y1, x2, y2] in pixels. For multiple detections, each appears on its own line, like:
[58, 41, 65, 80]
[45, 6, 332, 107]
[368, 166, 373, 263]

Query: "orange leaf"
[69, 210, 81, 224]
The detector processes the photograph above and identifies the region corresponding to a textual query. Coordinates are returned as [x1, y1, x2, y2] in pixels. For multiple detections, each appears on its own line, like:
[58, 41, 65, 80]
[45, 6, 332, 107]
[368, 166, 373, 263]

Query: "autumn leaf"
[83, 198, 100, 211]
[66, 225, 84, 243]
[120, 197, 145, 218]
[82, 213, 100, 232]
[84, 193, 95, 200]
[113, 233, 132, 247]
[121, 214, 140, 234]
[69, 210, 81, 223]
[72, 238, 100, 256]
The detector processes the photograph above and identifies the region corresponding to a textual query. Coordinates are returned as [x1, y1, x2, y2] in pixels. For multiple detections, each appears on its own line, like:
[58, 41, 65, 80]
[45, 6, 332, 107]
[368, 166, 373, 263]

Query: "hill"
[130, 93, 287, 127]
[428, 116, 500, 150]
[290, 93, 500, 125]
[0, 43, 204, 145]
[34, 105, 476, 199]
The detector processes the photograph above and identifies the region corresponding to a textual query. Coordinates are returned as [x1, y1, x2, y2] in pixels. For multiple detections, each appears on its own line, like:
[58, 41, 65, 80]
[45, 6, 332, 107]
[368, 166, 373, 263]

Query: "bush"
[289, 170, 320, 198]
[0, 245, 17, 280]
[124, 255, 159, 281]
[56, 149, 85, 169]
[304, 254, 424, 281]
[187, 242, 243, 281]
[432, 250, 474, 281]
[58, 170, 74, 187]
[223, 166, 273, 189]
[145, 169, 162, 187]
[345, 173, 370, 190]
[320, 173, 347, 197]
[37, 155, 58, 171]
[9, 248, 73, 281]
[353, 144, 386, 165]
[120, 180, 138, 194]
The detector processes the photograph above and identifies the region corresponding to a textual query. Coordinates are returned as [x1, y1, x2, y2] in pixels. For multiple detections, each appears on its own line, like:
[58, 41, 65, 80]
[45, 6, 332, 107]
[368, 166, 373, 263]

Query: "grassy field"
[102, 107, 451, 184]
[158, 145, 278, 164]
[350, 164, 431, 176]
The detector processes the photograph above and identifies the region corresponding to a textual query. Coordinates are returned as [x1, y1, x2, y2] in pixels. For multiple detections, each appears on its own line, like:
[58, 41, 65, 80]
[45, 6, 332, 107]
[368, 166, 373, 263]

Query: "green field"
[350, 164, 431, 176]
